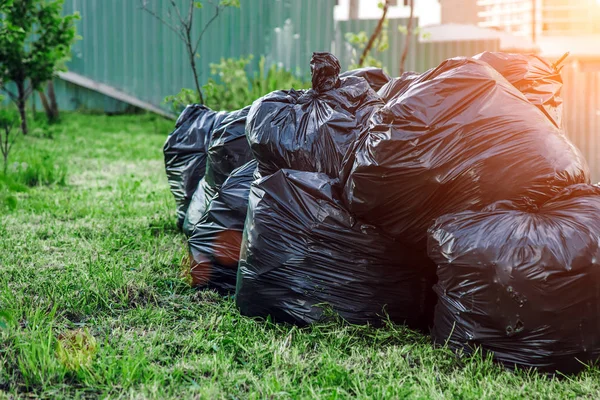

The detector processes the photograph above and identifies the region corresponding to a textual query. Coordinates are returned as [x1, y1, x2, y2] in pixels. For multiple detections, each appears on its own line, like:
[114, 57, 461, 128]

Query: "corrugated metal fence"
[334, 18, 500, 73]
[562, 61, 600, 182]
[50, 0, 336, 113]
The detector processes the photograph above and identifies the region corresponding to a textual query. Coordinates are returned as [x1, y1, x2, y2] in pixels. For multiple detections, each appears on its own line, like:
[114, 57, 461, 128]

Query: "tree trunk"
[39, 89, 53, 121]
[16, 80, 28, 135]
[399, 0, 415, 75]
[2, 126, 8, 175]
[359, 0, 389, 68]
[48, 80, 59, 121]
[39, 81, 60, 123]
[188, 47, 204, 105]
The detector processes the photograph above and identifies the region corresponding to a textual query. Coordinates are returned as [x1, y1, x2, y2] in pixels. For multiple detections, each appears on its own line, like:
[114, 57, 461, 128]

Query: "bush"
[165, 56, 311, 113]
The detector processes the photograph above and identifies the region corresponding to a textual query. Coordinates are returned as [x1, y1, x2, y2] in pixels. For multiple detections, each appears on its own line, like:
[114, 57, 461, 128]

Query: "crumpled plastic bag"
[429, 184, 600, 374]
[342, 57, 589, 245]
[340, 66, 391, 91]
[246, 52, 383, 179]
[236, 169, 435, 329]
[163, 105, 227, 229]
[188, 159, 257, 294]
[182, 106, 253, 236]
[474, 51, 564, 128]
[377, 71, 421, 103]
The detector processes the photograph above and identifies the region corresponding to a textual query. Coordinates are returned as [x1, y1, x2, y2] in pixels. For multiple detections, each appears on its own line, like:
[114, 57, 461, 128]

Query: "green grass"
[1, 113, 600, 399]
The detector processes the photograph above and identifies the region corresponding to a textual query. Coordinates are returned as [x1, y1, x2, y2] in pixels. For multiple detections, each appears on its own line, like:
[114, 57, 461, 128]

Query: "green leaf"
[220, 0, 240, 7]
[194, 1, 203, 8]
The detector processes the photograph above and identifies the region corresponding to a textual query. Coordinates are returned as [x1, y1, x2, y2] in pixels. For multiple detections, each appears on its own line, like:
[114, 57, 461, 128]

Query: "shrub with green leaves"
[345, 21, 389, 70]
[165, 56, 311, 113]
[0, 0, 79, 135]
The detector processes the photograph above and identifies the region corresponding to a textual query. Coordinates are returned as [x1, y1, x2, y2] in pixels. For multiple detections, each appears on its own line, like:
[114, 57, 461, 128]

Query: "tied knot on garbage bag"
[246, 52, 383, 179]
[310, 52, 341, 93]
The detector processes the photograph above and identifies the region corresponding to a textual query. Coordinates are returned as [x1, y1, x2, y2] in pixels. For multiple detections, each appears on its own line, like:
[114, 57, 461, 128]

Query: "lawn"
[1, 113, 599, 399]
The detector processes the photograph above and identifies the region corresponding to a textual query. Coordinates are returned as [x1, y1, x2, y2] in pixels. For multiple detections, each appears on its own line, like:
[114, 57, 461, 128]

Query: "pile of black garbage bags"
[164, 51, 600, 374]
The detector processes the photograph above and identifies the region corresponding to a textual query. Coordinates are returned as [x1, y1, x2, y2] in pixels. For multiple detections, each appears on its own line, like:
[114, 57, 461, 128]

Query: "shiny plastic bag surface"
[340, 67, 391, 91]
[377, 71, 421, 103]
[236, 169, 435, 328]
[342, 57, 589, 245]
[474, 52, 564, 127]
[246, 52, 383, 179]
[188, 160, 257, 294]
[429, 184, 600, 374]
[183, 106, 253, 235]
[164, 105, 227, 229]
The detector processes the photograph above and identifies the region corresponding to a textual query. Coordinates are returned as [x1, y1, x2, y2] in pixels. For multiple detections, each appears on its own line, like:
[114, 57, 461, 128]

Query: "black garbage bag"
[474, 51, 564, 128]
[246, 52, 383, 179]
[205, 105, 253, 196]
[182, 106, 254, 236]
[163, 105, 227, 229]
[340, 67, 391, 91]
[377, 71, 421, 103]
[429, 184, 600, 374]
[342, 57, 589, 246]
[236, 169, 436, 329]
[182, 176, 211, 236]
[188, 159, 257, 294]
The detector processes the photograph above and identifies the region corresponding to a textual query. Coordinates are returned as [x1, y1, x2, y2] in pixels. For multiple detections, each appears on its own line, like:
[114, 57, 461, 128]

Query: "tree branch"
[187, 0, 195, 33]
[9, 126, 18, 149]
[169, 0, 187, 29]
[359, 0, 389, 67]
[24, 84, 34, 99]
[194, 3, 222, 54]
[1, 87, 18, 102]
[140, 0, 186, 42]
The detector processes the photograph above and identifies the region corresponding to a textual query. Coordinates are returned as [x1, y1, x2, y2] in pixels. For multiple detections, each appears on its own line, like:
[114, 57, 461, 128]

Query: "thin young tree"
[140, 0, 240, 105]
[358, 0, 390, 68]
[399, 0, 415, 74]
[0, 111, 18, 175]
[38, 81, 60, 123]
[0, 0, 79, 135]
